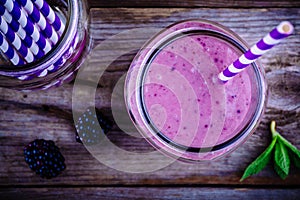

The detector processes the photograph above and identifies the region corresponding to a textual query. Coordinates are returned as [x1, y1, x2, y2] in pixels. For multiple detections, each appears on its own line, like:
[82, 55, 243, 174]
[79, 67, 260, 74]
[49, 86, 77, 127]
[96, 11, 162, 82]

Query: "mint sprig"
[240, 121, 300, 181]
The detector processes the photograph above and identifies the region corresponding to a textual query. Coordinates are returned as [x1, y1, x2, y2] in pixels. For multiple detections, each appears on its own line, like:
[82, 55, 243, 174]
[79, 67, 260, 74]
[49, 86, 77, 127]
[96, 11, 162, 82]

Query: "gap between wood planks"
[87, 0, 300, 9]
[0, 183, 300, 189]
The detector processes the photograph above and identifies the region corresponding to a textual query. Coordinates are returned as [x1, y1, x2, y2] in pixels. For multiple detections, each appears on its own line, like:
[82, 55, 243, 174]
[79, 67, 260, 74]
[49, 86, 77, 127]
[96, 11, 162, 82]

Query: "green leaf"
[274, 140, 290, 176]
[278, 134, 300, 160]
[274, 161, 288, 179]
[276, 131, 300, 169]
[271, 120, 299, 157]
[240, 136, 277, 181]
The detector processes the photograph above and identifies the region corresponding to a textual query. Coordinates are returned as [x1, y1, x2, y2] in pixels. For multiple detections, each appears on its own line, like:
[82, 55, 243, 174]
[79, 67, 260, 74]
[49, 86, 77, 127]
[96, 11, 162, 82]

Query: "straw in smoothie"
[218, 21, 294, 82]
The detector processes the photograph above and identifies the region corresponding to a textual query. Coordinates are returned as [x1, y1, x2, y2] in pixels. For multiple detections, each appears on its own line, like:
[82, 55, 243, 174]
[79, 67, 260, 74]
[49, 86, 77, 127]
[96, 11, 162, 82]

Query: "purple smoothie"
[125, 20, 265, 161]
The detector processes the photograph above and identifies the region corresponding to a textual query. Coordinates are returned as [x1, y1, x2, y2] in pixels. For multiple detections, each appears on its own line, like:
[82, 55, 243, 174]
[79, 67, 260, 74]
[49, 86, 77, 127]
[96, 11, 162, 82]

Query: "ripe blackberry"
[24, 139, 66, 179]
[75, 107, 112, 145]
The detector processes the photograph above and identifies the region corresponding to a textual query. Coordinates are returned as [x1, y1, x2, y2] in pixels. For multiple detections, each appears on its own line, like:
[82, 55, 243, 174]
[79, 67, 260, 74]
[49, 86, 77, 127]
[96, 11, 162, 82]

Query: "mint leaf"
[274, 139, 290, 176]
[278, 134, 300, 159]
[240, 121, 299, 181]
[279, 136, 300, 169]
[274, 122, 300, 170]
[240, 136, 277, 181]
[274, 161, 288, 179]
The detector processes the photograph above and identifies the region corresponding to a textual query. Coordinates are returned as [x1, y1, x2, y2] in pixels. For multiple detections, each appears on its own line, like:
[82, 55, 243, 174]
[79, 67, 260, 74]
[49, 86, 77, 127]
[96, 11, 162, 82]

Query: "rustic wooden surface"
[0, 1, 300, 199]
[87, 0, 300, 8]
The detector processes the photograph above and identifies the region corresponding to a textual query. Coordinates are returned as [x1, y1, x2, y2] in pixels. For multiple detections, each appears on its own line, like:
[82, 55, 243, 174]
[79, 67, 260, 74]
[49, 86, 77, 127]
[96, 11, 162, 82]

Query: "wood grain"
[1, 187, 300, 200]
[0, 6, 299, 194]
[87, 0, 300, 8]
[1, 97, 299, 186]
[89, 8, 300, 73]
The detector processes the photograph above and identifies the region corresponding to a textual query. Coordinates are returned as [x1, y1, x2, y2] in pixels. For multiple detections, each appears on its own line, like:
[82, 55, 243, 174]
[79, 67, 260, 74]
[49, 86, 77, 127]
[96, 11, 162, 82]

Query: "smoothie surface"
[142, 34, 252, 148]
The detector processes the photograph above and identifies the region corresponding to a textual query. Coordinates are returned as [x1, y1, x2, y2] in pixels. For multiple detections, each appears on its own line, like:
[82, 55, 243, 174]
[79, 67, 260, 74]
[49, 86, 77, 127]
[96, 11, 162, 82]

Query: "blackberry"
[24, 139, 66, 179]
[75, 107, 112, 145]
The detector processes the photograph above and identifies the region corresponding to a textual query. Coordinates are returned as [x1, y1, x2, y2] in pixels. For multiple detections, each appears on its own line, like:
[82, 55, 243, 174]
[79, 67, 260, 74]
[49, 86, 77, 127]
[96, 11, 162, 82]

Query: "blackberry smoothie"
[125, 20, 266, 161]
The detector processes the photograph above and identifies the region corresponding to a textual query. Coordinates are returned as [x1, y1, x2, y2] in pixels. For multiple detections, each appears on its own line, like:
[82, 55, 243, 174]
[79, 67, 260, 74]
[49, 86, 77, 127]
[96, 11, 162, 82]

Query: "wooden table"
[1, 0, 300, 199]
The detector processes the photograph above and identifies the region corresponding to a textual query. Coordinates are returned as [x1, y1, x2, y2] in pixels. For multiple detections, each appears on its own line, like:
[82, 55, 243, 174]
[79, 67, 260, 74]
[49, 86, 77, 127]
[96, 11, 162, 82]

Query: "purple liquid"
[143, 35, 251, 148]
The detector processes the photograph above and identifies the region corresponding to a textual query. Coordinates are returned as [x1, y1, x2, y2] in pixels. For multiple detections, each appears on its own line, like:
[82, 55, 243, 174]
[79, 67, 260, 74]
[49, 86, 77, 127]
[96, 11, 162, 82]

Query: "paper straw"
[0, 33, 25, 66]
[0, 16, 34, 63]
[33, 0, 65, 36]
[17, 0, 59, 45]
[0, 5, 44, 59]
[1, 0, 52, 54]
[218, 21, 294, 82]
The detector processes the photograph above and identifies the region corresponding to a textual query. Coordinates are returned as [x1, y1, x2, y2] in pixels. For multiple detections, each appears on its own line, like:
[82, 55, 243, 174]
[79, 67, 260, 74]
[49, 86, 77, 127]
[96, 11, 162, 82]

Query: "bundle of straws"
[0, 0, 65, 66]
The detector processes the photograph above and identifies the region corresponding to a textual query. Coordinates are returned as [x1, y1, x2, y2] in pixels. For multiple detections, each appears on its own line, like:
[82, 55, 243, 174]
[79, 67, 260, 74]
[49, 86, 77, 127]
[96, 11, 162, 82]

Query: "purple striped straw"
[218, 21, 294, 82]
[0, 5, 44, 59]
[0, 16, 34, 63]
[33, 0, 65, 36]
[1, 0, 52, 54]
[0, 33, 25, 66]
[17, 0, 59, 45]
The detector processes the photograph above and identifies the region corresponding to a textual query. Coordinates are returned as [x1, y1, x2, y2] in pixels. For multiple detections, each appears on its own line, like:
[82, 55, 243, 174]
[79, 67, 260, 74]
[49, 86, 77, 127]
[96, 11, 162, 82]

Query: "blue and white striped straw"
[1, 0, 52, 54]
[0, 4, 44, 59]
[17, 0, 59, 45]
[0, 16, 34, 63]
[33, 0, 65, 36]
[0, 33, 25, 66]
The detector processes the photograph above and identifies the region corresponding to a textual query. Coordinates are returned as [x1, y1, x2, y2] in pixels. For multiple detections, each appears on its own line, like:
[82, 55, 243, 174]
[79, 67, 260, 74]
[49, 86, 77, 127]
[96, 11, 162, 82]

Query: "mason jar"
[124, 19, 267, 162]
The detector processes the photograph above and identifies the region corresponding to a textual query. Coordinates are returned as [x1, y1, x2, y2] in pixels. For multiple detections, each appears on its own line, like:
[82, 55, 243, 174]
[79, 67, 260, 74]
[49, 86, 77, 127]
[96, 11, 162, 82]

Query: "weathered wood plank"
[87, 0, 300, 8]
[0, 8, 299, 186]
[89, 8, 300, 73]
[0, 79, 299, 186]
[1, 187, 300, 200]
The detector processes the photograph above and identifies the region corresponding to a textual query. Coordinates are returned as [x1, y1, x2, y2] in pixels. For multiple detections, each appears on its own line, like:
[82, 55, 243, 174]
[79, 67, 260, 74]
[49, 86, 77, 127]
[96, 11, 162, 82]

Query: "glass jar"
[124, 19, 267, 162]
[0, 0, 90, 90]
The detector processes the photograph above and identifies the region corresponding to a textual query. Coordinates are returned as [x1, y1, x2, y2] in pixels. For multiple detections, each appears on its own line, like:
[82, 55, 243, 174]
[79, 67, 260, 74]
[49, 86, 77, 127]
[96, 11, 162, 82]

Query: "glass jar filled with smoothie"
[124, 19, 267, 162]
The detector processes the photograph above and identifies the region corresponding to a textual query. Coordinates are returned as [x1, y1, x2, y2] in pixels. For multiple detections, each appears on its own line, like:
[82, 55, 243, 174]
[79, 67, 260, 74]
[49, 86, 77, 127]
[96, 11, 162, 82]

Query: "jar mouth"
[125, 19, 267, 160]
[0, 0, 77, 76]
[138, 29, 265, 152]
